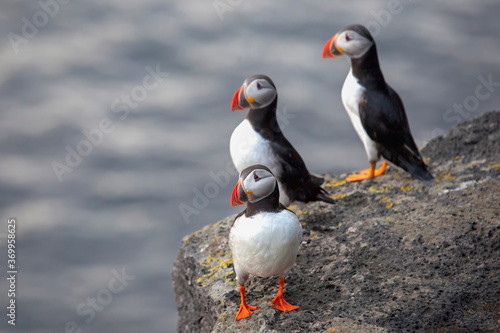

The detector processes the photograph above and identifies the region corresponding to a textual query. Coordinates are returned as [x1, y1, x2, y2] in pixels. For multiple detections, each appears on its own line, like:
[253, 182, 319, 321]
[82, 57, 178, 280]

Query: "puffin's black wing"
[359, 86, 433, 180]
[269, 136, 334, 204]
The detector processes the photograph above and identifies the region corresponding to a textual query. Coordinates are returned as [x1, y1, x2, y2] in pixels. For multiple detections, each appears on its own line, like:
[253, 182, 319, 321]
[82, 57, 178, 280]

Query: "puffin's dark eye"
[256, 82, 262, 90]
[253, 173, 260, 181]
[345, 34, 351, 41]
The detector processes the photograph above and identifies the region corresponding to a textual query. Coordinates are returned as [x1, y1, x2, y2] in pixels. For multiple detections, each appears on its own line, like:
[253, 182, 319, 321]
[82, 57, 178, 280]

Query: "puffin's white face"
[231, 167, 277, 206]
[242, 168, 276, 203]
[322, 25, 375, 60]
[231, 76, 277, 111]
[244, 79, 276, 109]
[335, 30, 374, 59]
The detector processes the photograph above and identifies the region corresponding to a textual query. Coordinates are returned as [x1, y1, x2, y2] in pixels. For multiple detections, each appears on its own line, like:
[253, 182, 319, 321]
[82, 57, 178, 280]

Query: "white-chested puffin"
[322, 24, 433, 181]
[230, 164, 302, 320]
[230, 74, 334, 205]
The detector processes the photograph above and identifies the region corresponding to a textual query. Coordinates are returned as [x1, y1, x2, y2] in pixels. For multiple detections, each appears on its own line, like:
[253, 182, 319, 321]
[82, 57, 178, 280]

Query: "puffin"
[229, 164, 302, 320]
[230, 74, 334, 205]
[322, 24, 433, 181]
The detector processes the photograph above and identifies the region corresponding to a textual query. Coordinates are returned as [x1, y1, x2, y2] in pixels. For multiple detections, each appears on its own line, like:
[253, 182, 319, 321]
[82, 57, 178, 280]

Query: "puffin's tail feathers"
[405, 162, 434, 181]
[310, 174, 325, 187]
[381, 144, 434, 181]
[286, 173, 334, 204]
[398, 145, 434, 181]
[391, 152, 434, 181]
[316, 188, 335, 204]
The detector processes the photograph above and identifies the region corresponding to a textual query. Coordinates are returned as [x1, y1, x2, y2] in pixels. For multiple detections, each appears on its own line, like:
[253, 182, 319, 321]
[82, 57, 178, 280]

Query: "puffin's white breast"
[230, 119, 291, 205]
[229, 210, 302, 279]
[341, 69, 379, 162]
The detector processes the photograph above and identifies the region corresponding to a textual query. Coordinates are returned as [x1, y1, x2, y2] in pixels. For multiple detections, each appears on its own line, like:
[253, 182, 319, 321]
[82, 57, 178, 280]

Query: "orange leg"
[346, 161, 387, 182]
[235, 285, 259, 321]
[270, 277, 299, 312]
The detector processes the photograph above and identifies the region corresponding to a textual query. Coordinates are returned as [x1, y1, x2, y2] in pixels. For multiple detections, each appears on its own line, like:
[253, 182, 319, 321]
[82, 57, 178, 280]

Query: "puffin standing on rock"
[230, 165, 302, 320]
[230, 74, 334, 205]
[322, 24, 433, 181]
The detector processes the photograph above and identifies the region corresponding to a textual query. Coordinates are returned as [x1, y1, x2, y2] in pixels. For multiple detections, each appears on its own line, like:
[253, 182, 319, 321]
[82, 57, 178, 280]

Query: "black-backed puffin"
[322, 24, 433, 181]
[230, 165, 302, 320]
[230, 74, 334, 205]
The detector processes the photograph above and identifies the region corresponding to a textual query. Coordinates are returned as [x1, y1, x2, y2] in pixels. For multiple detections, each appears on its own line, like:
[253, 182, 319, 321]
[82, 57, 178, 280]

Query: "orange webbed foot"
[235, 285, 260, 321]
[270, 294, 299, 312]
[346, 168, 373, 182]
[235, 302, 260, 320]
[346, 161, 387, 182]
[270, 277, 299, 312]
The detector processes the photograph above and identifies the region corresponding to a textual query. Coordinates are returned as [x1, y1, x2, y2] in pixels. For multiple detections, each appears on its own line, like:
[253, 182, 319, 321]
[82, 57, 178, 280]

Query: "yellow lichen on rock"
[369, 186, 394, 193]
[401, 184, 411, 192]
[326, 179, 347, 187]
[296, 210, 308, 219]
[197, 250, 234, 286]
[182, 229, 204, 243]
[435, 172, 456, 182]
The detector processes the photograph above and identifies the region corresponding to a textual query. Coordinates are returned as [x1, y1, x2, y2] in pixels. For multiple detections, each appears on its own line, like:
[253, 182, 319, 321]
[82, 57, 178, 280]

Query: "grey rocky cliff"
[173, 110, 500, 333]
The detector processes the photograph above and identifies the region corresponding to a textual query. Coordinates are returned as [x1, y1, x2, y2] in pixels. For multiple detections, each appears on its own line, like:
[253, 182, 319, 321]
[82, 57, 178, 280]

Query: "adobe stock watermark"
[7, 0, 72, 54]
[213, 0, 245, 21]
[433, 74, 500, 137]
[178, 106, 296, 224]
[51, 64, 169, 182]
[49, 268, 135, 333]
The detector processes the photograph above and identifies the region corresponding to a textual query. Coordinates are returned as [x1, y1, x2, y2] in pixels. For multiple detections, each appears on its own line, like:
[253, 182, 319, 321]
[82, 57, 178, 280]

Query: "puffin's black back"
[246, 96, 334, 204]
[358, 84, 431, 180]
[349, 37, 433, 181]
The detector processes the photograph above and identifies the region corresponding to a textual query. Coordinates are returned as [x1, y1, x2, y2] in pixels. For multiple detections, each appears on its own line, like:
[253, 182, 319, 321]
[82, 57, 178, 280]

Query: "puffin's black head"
[231, 75, 277, 111]
[230, 164, 277, 207]
[322, 24, 375, 59]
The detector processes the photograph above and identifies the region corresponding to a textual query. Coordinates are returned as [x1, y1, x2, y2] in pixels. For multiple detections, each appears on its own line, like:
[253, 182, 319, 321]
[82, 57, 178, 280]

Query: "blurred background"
[0, 1, 498, 332]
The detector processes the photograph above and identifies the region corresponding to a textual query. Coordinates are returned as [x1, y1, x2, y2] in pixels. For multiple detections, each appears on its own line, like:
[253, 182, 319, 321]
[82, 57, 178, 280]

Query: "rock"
[173, 111, 500, 333]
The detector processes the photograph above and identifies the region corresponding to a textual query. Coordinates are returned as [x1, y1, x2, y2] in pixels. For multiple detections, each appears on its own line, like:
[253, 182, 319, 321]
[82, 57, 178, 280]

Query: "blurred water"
[0, 1, 498, 332]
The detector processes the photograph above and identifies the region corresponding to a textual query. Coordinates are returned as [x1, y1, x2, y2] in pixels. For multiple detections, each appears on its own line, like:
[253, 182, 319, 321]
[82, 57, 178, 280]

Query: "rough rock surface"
[173, 111, 500, 333]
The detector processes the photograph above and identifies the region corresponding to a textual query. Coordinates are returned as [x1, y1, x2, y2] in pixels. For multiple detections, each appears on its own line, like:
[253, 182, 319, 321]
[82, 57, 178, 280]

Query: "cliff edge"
[173, 110, 500, 333]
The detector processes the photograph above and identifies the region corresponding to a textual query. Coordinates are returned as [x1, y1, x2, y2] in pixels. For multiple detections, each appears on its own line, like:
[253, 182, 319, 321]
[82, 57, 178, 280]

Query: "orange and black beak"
[231, 178, 249, 207]
[322, 34, 343, 58]
[231, 85, 250, 111]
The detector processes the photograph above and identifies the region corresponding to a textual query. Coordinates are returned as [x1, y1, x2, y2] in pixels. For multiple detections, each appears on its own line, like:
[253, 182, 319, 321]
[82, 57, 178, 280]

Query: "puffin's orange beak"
[322, 34, 342, 58]
[231, 86, 250, 111]
[231, 178, 248, 207]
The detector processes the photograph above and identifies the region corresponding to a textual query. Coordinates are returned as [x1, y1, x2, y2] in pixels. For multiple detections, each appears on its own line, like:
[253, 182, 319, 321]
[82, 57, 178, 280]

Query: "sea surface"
[0, 1, 499, 332]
